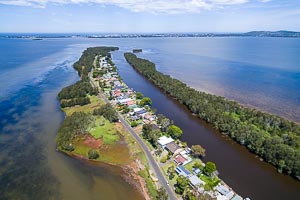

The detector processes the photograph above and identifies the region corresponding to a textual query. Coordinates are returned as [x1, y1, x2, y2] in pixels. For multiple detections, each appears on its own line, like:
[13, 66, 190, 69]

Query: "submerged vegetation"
[124, 52, 300, 180]
[56, 47, 157, 199]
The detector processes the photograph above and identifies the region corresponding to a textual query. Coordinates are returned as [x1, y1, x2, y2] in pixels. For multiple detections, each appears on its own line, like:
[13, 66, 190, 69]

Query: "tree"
[140, 97, 152, 106]
[204, 162, 216, 176]
[93, 104, 118, 122]
[156, 187, 168, 200]
[167, 165, 175, 180]
[193, 160, 203, 169]
[131, 121, 138, 127]
[157, 114, 172, 132]
[142, 124, 160, 147]
[183, 189, 196, 200]
[88, 149, 99, 159]
[191, 145, 206, 158]
[167, 125, 183, 139]
[136, 92, 144, 99]
[175, 176, 189, 195]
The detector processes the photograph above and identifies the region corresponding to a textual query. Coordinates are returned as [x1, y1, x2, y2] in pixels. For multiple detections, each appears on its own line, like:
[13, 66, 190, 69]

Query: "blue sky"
[0, 0, 299, 33]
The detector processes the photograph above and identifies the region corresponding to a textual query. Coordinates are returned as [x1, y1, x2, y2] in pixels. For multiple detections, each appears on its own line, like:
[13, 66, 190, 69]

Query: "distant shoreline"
[1, 30, 300, 39]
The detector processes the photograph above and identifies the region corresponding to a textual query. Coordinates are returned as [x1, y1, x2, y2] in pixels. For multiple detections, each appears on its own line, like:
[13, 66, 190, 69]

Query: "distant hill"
[2, 30, 300, 39]
[243, 30, 300, 37]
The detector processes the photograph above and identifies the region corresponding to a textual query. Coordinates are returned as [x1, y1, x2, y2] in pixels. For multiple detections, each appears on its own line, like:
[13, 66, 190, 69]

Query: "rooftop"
[158, 136, 174, 146]
[189, 175, 205, 187]
[165, 141, 180, 154]
[216, 185, 230, 196]
[174, 154, 187, 164]
[175, 165, 191, 177]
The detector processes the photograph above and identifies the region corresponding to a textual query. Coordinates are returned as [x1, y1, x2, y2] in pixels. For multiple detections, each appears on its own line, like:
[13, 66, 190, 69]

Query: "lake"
[0, 36, 299, 199]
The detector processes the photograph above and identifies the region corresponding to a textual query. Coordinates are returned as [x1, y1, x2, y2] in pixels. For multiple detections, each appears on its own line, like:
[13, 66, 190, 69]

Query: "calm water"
[0, 37, 300, 199]
[0, 38, 143, 200]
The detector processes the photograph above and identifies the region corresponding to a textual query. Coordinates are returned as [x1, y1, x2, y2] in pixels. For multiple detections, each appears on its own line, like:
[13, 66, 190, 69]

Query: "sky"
[0, 0, 299, 33]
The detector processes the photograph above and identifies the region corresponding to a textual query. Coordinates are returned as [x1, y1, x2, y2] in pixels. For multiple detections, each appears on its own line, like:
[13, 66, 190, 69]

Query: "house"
[128, 104, 138, 109]
[174, 154, 188, 165]
[118, 98, 133, 105]
[132, 107, 147, 117]
[216, 185, 230, 196]
[114, 80, 122, 86]
[175, 165, 191, 178]
[157, 136, 174, 148]
[192, 168, 201, 175]
[113, 89, 122, 97]
[126, 100, 136, 106]
[151, 124, 160, 131]
[144, 113, 156, 121]
[130, 116, 140, 121]
[113, 85, 125, 90]
[189, 175, 205, 188]
[165, 141, 181, 155]
[231, 195, 243, 200]
[215, 185, 234, 199]
[135, 109, 147, 117]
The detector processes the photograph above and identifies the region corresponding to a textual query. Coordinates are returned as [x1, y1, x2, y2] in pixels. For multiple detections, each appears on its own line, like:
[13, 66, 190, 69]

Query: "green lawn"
[89, 117, 119, 145]
[63, 95, 104, 116]
[162, 162, 178, 187]
[199, 174, 220, 190]
[184, 158, 203, 172]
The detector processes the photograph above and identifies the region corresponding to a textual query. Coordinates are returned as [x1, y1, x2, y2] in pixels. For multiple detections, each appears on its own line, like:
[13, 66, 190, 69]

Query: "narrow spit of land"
[55, 47, 161, 200]
[123, 52, 300, 181]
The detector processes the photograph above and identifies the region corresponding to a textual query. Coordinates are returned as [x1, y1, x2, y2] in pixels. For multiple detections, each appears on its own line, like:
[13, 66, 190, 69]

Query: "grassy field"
[162, 161, 178, 187]
[89, 117, 119, 145]
[62, 95, 104, 116]
[184, 158, 203, 172]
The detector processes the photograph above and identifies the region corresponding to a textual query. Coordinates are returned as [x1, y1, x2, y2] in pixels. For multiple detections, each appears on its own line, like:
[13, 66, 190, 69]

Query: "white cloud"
[0, 0, 253, 13]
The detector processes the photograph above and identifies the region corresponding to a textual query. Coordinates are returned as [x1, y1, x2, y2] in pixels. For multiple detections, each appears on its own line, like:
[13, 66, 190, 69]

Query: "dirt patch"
[122, 160, 151, 200]
[83, 135, 103, 149]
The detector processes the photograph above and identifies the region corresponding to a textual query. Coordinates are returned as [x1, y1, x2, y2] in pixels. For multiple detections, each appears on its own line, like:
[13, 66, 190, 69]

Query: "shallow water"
[0, 39, 143, 200]
[1, 36, 300, 199]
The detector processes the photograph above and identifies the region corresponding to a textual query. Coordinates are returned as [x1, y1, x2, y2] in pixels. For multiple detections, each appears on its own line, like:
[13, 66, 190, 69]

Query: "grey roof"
[165, 141, 180, 154]
[189, 175, 205, 186]
[231, 195, 243, 200]
[216, 185, 230, 195]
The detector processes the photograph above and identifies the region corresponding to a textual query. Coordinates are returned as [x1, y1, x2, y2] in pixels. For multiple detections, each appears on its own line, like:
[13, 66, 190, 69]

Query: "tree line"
[56, 112, 94, 151]
[124, 52, 300, 180]
[73, 46, 119, 81]
[56, 47, 119, 150]
[57, 47, 118, 108]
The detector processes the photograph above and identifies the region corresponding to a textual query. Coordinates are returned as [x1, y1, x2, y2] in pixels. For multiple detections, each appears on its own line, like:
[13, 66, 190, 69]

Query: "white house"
[157, 136, 174, 148]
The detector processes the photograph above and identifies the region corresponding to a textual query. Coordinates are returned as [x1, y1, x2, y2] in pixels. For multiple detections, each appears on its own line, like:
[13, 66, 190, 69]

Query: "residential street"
[89, 66, 177, 200]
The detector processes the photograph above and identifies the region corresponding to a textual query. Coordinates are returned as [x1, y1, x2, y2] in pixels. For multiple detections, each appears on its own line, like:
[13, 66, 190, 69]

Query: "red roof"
[126, 100, 135, 106]
[174, 154, 187, 164]
[114, 89, 122, 96]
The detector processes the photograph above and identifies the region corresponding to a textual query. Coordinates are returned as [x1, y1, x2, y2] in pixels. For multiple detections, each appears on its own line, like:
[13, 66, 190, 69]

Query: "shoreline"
[55, 47, 153, 200]
[124, 52, 300, 181]
[93, 52, 245, 199]
[189, 84, 300, 124]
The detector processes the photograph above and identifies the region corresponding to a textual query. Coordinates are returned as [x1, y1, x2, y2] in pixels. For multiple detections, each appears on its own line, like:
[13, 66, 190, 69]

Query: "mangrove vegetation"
[124, 52, 300, 180]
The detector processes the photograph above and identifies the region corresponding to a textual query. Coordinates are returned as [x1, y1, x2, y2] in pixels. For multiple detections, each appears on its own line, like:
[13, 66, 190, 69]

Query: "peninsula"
[56, 47, 160, 200]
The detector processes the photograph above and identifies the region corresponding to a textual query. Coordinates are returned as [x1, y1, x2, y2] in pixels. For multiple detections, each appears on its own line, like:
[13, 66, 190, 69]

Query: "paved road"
[89, 64, 177, 199]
